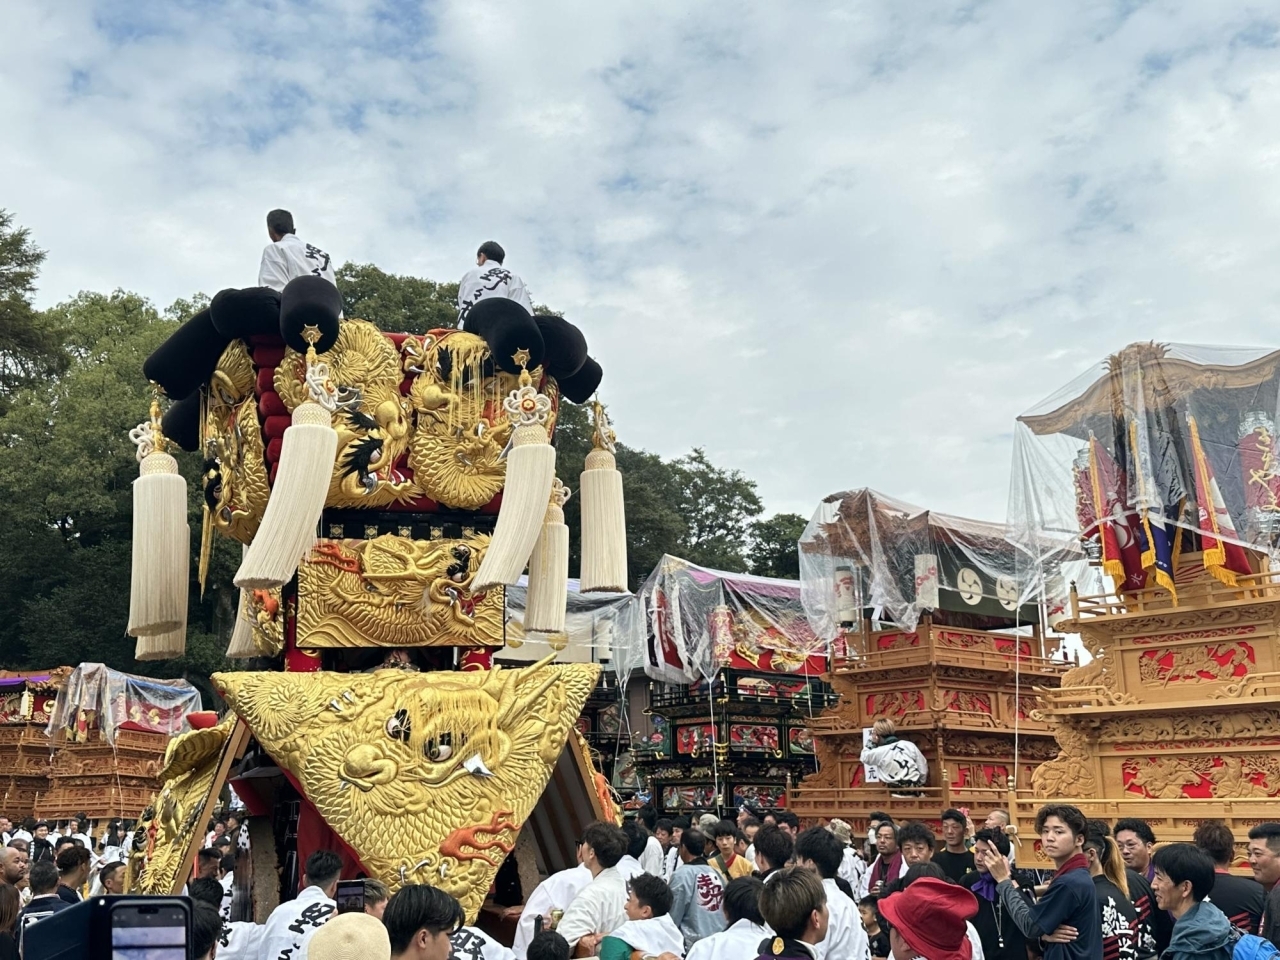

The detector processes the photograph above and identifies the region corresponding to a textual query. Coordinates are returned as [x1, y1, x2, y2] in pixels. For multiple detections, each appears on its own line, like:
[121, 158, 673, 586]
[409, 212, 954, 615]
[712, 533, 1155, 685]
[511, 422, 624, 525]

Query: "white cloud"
[3, 0, 1280, 530]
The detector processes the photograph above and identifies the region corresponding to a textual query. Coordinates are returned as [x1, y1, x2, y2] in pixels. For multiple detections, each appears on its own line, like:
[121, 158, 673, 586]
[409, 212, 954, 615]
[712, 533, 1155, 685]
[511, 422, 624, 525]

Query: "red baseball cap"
[877, 877, 977, 960]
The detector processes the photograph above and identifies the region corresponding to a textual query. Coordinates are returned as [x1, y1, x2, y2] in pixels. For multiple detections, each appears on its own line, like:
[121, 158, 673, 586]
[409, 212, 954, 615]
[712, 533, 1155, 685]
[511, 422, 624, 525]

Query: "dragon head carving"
[214, 660, 598, 920]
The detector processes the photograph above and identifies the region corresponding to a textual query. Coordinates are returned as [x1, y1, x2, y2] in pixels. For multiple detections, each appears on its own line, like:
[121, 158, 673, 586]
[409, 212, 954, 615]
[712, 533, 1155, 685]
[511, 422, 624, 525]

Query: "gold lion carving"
[213, 660, 600, 921]
[297, 534, 503, 648]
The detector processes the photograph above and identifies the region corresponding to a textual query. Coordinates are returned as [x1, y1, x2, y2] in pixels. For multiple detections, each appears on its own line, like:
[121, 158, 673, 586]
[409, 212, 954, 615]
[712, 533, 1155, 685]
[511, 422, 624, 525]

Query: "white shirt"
[450, 925, 517, 960]
[258, 233, 337, 292]
[641, 836, 665, 877]
[857, 854, 908, 899]
[220, 871, 235, 922]
[860, 737, 928, 786]
[218, 921, 265, 960]
[616, 855, 645, 882]
[966, 921, 985, 960]
[686, 919, 770, 960]
[556, 866, 628, 948]
[512, 864, 591, 959]
[819, 878, 869, 960]
[664, 846, 681, 881]
[457, 262, 533, 320]
[12, 829, 31, 843]
[261, 885, 335, 960]
[608, 915, 685, 957]
[839, 847, 867, 891]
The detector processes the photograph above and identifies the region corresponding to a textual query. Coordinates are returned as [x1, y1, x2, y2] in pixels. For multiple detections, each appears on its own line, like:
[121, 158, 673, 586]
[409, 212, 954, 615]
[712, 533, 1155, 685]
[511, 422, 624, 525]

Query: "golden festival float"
[789, 489, 1069, 833]
[121, 277, 627, 928]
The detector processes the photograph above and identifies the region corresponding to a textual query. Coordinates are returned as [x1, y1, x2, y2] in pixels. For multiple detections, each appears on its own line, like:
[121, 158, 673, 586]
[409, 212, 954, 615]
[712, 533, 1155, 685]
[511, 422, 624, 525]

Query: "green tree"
[336, 262, 460, 334]
[669, 448, 763, 573]
[748, 512, 807, 579]
[0, 210, 66, 412]
[0, 288, 232, 691]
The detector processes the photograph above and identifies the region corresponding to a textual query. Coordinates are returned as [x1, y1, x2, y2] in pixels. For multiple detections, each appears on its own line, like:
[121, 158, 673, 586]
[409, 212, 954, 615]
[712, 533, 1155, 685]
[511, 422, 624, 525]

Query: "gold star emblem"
[512, 347, 532, 370]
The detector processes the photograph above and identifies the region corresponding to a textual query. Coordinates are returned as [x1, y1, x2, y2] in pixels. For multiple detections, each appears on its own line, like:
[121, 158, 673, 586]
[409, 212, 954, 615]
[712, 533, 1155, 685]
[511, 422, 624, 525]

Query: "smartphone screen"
[335, 879, 365, 914]
[111, 900, 189, 960]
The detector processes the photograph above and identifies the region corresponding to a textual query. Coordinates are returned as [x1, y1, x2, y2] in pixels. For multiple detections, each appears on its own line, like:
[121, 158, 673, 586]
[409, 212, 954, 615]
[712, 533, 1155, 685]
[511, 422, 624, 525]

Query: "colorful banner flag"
[1188, 415, 1252, 587]
[1088, 436, 1147, 592]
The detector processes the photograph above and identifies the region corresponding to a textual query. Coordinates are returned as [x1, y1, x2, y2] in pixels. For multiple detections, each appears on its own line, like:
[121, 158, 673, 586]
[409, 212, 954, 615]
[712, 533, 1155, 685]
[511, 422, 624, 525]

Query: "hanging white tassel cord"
[579, 400, 628, 592]
[127, 394, 190, 659]
[225, 545, 257, 658]
[473, 367, 556, 590]
[235, 327, 344, 590]
[525, 480, 571, 635]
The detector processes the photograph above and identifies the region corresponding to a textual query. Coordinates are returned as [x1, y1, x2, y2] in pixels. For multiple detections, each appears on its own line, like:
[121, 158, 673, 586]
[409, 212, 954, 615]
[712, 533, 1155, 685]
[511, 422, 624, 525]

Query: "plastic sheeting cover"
[617, 555, 827, 683]
[1009, 342, 1280, 601]
[503, 575, 635, 658]
[800, 488, 1043, 638]
[45, 662, 201, 745]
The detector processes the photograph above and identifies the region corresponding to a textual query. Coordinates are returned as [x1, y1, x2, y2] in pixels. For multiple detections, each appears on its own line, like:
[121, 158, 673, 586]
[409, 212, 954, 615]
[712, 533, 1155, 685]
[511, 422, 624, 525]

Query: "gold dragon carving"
[213, 660, 599, 921]
[126, 716, 238, 894]
[203, 341, 270, 543]
[297, 534, 503, 648]
[403, 330, 558, 509]
[269, 322, 561, 512]
[275, 320, 419, 509]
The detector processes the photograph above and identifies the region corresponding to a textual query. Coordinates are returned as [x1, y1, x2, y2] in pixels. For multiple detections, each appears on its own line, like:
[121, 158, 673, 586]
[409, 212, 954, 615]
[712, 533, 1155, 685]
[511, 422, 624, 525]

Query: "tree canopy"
[0, 215, 804, 681]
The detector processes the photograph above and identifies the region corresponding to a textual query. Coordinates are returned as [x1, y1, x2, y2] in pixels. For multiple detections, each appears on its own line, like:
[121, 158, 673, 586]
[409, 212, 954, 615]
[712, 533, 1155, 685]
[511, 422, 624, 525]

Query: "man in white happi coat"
[260, 850, 340, 960]
[258, 209, 337, 292]
[457, 241, 533, 322]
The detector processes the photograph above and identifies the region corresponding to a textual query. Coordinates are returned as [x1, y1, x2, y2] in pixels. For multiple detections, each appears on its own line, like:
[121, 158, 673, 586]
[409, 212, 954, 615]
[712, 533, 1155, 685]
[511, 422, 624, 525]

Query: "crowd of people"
[4, 802, 1280, 959]
[499, 803, 1280, 960]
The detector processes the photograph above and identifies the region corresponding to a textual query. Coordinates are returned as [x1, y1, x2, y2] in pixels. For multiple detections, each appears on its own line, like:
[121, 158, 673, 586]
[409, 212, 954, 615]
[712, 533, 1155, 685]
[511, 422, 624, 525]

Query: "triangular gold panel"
[213, 659, 599, 920]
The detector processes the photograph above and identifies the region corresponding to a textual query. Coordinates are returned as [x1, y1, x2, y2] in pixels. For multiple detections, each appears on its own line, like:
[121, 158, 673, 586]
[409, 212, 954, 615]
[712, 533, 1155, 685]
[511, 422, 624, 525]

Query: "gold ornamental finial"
[302, 324, 322, 364]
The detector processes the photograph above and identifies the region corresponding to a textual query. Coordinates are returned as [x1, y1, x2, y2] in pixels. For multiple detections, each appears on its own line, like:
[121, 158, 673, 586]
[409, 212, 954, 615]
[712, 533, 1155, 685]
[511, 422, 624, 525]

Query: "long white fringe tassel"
[135, 601, 187, 661]
[235, 330, 342, 590]
[579, 401, 628, 592]
[226, 545, 257, 658]
[127, 399, 190, 656]
[525, 480, 570, 634]
[473, 370, 556, 590]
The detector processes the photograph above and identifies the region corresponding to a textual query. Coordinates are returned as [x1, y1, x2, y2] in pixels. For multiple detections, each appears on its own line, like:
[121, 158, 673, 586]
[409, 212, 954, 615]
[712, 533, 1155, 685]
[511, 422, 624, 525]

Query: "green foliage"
[668, 448, 764, 572]
[0, 210, 66, 412]
[0, 285, 232, 692]
[336, 262, 460, 334]
[748, 512, 807, 579]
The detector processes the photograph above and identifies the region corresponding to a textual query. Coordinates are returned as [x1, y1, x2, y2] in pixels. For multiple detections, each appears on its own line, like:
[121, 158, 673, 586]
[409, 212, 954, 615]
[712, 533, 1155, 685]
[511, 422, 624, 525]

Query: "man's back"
[17, 894, 69, 949]
[669, 860, 727, 949]
[512, 864, 591, 957]
[457, 261, 533, 321]
[259, 233, 336, 291]
[1210, 871, 1266, 935]
[686, 918, 770, 960]
[261, 885, 335, 960]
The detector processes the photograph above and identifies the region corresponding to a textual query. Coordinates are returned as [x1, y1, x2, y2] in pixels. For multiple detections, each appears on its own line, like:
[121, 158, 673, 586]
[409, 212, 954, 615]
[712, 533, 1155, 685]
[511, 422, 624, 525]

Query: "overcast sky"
[3, 1, 1279, 526]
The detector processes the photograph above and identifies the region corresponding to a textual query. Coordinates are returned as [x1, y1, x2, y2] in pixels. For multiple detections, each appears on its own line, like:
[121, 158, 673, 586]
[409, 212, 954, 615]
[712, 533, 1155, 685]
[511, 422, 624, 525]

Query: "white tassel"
[525, 480, 571, 634]
[126, 401, 190, 647]
[579, 402, 628, 592]
[235, 330, 344, 590]
[226, 590, 257, 658]
[473, 372, 556, 590]
[226, 546, 257, 658]
[135, 597, 187, 661]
